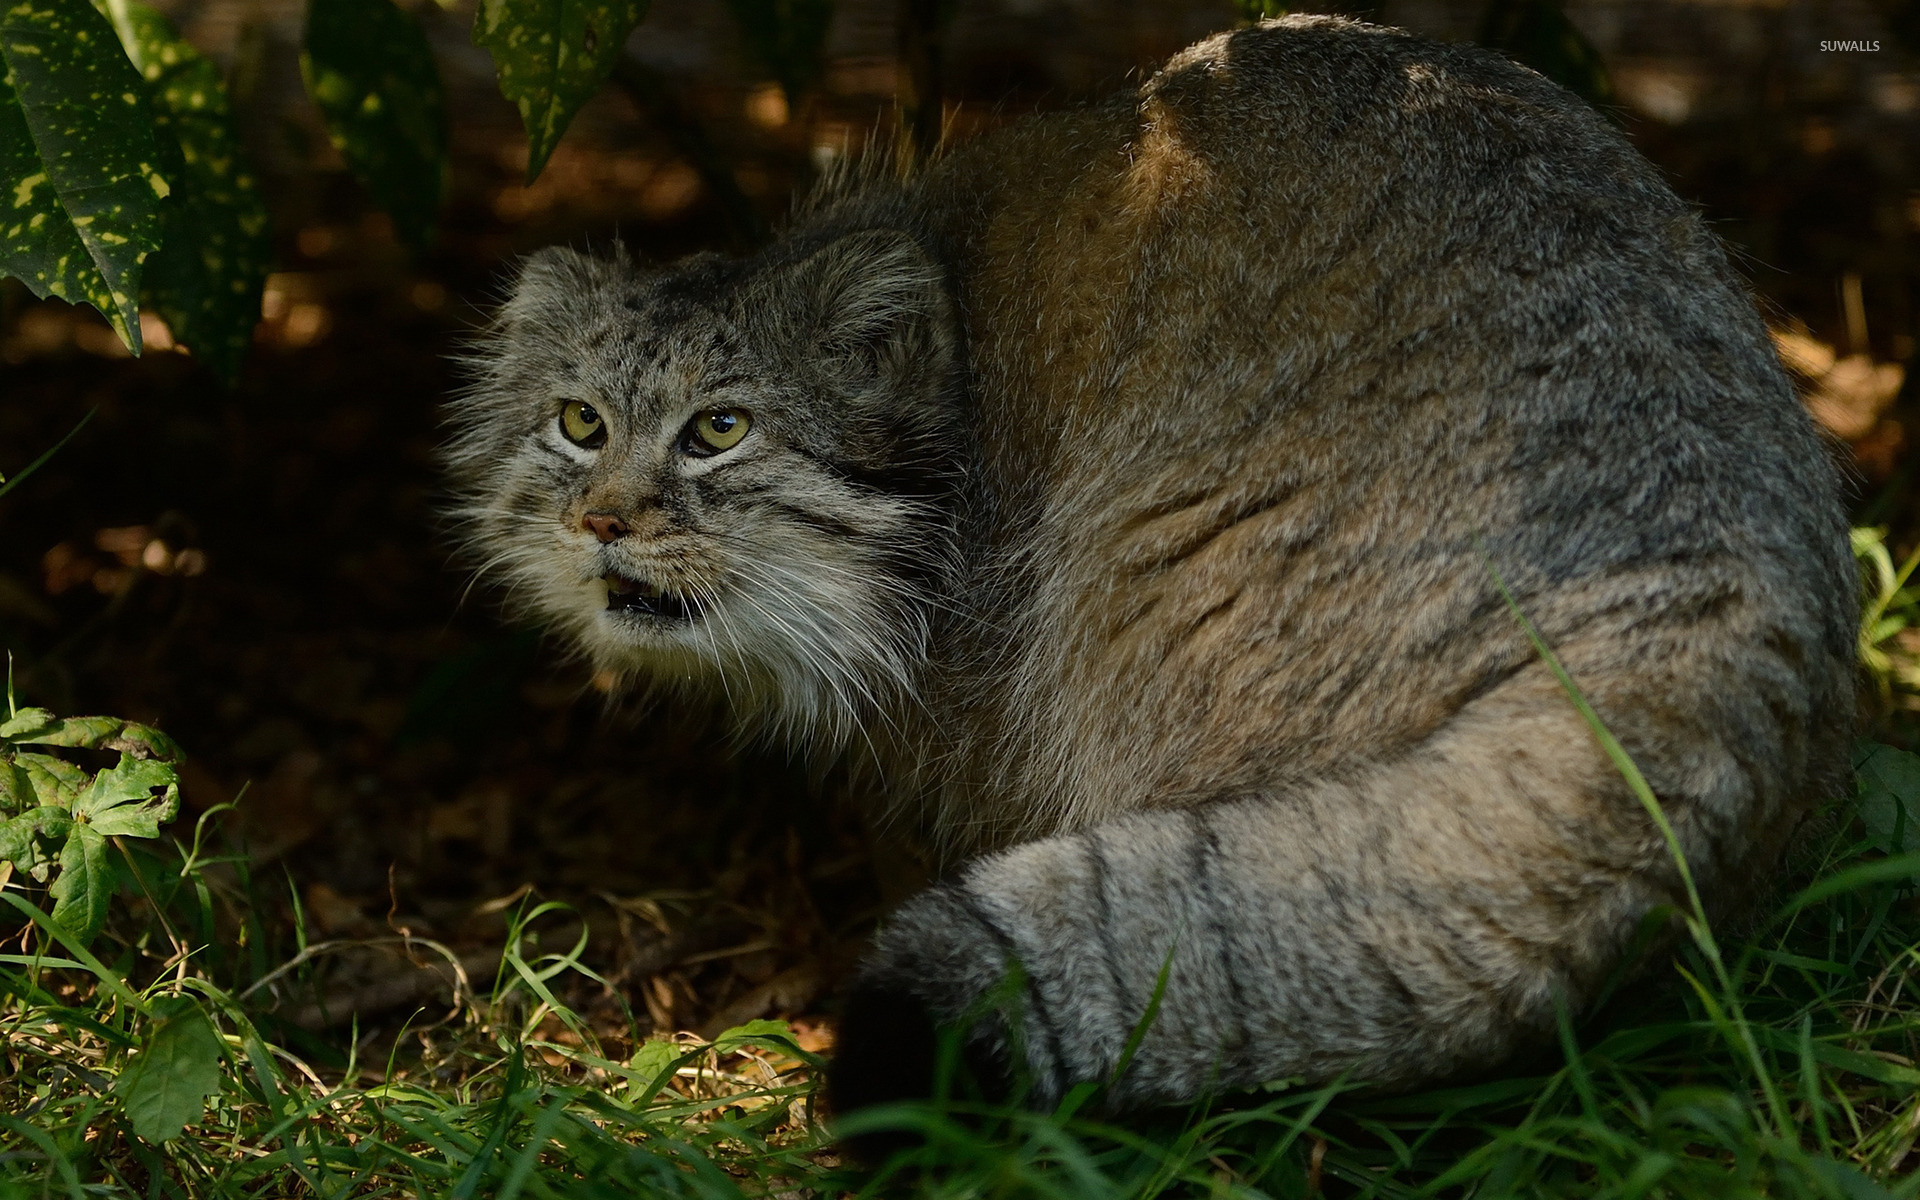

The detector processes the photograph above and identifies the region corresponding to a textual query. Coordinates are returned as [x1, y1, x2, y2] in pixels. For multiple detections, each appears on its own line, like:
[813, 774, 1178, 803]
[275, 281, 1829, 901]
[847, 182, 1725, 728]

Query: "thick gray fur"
[445, 17, 1860, 1111]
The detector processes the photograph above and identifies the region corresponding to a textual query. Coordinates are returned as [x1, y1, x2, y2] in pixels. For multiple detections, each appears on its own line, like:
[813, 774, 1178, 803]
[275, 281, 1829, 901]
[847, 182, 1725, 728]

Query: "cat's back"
[880, 16, 1853, 844]
[914, 15, 1777, 497]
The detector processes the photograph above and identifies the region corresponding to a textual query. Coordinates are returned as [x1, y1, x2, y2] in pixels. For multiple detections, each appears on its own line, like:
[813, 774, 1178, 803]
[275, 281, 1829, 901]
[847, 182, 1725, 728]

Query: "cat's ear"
[510, 246, 599, 301]
[499, 246, 622, 332]
[772, 229, 953, 384]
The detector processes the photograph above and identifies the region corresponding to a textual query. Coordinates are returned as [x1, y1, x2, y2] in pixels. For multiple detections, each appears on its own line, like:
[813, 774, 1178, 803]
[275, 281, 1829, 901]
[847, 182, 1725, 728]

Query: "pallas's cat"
[447, 16, 1857, 1114]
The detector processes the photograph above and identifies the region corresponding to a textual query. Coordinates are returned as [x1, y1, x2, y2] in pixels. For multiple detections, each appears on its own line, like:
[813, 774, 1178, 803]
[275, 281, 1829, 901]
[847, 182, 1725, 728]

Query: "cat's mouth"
[602, 571, 697, 621]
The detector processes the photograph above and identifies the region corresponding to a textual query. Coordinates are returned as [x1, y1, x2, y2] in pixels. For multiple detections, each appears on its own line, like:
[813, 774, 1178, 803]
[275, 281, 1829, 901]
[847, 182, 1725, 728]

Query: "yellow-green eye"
[560, 400, 605, 447]
[687, 408, 750, 454]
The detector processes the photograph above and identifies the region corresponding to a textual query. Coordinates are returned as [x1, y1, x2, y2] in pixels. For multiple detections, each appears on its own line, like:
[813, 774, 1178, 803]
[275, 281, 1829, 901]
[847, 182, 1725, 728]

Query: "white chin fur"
[456, 493, 930, 757]
[562, 558, 924, 757]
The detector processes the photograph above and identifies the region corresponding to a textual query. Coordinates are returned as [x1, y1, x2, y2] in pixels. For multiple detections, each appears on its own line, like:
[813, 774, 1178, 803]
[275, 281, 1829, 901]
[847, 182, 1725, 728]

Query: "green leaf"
[0, 0, 168, 350]
[713, 1017, 791, 1043]
[624, 1039, 680, 1091]
[1857, 743, 1920, 853]
[75, 753, 177, 837]
[9, 713, 118, 747]
[0, 804, 71, 876]
[103, 0, 270, 383]
[474, 0, 647, 183]
[104, 720, 179, 760]
[117, 995, 223, 1143]
[301, 0, 446, 248]
[1858, 742, 1920, 800]
[1478, 0, 1613, 111]
[0, 758, 29, 816]
[5, 711, 180, 758]
[1775, 852, 1920, 923]
[0, 706, 55, 741]
[49, 820, 112, 944]
[711, 1017, 807, 1058]
[722, 0, 830, 104]
[15, 751, 87, 807]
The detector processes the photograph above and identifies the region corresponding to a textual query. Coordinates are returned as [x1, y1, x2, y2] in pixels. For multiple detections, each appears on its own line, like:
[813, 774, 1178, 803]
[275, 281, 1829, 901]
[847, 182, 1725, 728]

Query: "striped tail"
[829, 643, 1844, 1117]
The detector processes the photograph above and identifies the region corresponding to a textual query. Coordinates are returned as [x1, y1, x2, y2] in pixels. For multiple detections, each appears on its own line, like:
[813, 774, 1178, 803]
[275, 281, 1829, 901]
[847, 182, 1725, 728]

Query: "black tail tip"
[827, 977, 1016, 1164]
[826, 979, 940, 1163]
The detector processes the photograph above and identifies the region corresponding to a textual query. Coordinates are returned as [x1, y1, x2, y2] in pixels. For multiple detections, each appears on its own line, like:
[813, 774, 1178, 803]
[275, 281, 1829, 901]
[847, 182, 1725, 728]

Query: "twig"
[239, 934, 491, 1028]
[282, 943, 501, 1031]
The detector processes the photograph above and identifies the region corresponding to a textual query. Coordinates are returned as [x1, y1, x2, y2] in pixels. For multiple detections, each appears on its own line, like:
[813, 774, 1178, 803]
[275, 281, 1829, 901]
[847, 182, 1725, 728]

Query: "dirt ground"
[2, 0, 1918, 1059]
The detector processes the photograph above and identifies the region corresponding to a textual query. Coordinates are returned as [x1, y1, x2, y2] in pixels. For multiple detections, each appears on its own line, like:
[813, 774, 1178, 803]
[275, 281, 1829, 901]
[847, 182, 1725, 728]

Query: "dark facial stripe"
[786, 440, 959, 506]
[769, 501, 866, 541]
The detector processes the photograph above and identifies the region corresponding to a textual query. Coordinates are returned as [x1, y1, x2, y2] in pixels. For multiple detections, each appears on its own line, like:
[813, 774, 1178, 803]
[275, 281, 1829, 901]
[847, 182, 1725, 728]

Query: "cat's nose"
[582, 512, 631, 543]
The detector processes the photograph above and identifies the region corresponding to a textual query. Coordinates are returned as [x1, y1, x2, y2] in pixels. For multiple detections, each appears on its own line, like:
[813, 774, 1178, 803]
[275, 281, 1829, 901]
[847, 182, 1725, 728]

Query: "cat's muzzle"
[602, 571, 696, 621]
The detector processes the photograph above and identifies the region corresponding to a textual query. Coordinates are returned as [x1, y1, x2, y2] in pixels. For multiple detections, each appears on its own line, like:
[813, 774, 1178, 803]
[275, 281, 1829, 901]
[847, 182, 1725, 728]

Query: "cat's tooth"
[602, 573, 641, 597]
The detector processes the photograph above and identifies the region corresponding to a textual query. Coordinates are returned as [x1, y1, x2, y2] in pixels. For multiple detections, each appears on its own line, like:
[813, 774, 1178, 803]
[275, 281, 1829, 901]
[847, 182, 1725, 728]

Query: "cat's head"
[444, 228, 965, 748]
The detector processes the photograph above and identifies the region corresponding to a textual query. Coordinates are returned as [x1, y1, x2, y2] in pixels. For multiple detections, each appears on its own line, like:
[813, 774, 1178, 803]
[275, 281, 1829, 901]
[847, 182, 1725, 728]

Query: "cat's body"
[448, 17, 1858, 1114]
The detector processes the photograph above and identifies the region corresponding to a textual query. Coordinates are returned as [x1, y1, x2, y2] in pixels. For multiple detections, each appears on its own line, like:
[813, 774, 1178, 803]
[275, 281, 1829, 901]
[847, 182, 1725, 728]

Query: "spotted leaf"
[105, 0, 271, 384]
[302, 0, 446, 249]
[0, 0, 168, 351]
[473, 0, 648, 183]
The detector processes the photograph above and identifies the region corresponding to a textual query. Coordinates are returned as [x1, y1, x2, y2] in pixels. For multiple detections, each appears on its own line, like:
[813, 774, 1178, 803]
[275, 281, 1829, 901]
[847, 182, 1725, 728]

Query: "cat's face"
[445, 231, 964, 745]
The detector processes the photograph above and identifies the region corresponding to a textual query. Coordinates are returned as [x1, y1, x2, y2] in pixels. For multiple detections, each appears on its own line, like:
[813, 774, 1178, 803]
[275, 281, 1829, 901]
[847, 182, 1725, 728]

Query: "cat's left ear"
[499, 245, 618, 335]
[769, 229, 955, 383]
